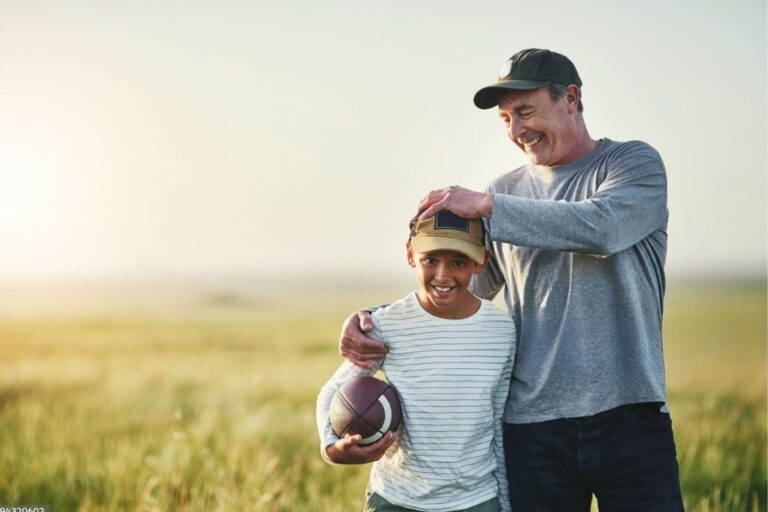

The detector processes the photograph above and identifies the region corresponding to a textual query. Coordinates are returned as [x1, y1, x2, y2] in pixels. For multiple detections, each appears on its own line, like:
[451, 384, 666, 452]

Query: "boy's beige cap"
[410, 210, 486, 265]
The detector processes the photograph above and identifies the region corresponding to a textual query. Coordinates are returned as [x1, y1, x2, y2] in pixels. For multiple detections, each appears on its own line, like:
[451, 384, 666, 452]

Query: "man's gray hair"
[547, 84, 584, 112]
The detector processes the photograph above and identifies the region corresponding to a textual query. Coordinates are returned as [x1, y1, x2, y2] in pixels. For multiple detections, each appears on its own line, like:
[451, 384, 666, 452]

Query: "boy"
[316, 211, 516, 512]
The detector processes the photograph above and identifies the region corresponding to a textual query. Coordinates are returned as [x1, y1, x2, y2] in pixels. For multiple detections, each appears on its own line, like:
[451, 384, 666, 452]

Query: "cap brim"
[473, 79, 551, 109]
[410, 237, 487, 265]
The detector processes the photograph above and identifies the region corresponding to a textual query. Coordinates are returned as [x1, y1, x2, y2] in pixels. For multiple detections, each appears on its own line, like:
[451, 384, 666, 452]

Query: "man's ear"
[565, 84, 580, 113]
[473, 250, 491, 275]
[406, 242, 416, 267]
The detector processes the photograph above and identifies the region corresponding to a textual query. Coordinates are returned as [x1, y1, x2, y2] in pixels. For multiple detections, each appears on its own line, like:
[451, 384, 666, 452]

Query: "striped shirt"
[317, 292, 515, 512]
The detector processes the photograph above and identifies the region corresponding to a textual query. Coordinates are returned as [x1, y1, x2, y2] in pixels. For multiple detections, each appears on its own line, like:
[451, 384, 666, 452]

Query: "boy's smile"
[407, 246, 487, 319]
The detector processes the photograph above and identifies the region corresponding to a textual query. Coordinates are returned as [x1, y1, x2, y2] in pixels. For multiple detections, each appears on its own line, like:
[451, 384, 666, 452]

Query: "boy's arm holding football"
[317, 321, 396, 465]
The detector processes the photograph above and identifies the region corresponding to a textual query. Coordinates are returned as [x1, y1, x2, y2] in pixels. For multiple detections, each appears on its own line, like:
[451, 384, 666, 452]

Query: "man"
[340, 48, 684, 511]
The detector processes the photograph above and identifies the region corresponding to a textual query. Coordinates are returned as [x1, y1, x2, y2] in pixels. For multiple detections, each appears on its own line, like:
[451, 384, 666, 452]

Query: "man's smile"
[519, 135, 543, 148]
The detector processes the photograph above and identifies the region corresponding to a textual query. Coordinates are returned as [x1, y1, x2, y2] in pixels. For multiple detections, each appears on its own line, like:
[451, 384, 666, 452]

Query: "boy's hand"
[325, 432, 396, 464]
[339, 311, 388, 368]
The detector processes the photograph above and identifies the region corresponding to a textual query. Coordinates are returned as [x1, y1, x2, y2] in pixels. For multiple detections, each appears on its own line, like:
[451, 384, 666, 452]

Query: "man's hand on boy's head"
[325, 431, 396, 464]
[417, 185, 494, 221]
[339, 311, 388, 368]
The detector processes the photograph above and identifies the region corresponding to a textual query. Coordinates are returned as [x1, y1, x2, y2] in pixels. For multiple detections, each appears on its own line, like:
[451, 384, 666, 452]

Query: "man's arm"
[469, 219, 506, 300]
[339, 310, 388, 369]
[419, 142, 668, 256]
[488, 147, 667, 255]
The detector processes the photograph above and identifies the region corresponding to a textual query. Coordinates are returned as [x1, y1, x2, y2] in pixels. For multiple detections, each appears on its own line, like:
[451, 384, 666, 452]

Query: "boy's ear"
[472, 250, 490, 275]
[406, 242, 416, 267]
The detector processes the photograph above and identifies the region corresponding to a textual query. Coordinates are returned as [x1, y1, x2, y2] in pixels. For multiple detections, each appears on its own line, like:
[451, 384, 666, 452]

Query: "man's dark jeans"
[503, 402, 685, 511]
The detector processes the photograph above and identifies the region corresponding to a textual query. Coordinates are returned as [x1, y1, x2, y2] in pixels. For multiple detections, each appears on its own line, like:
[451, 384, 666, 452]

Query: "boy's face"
[407, 244, 488, 317]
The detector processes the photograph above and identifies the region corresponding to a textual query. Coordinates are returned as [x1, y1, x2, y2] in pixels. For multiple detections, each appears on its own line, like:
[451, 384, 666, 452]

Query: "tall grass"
[0, 287, 764, 511]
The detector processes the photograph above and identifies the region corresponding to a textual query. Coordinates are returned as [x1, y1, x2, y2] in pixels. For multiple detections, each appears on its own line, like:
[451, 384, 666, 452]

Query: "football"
[329, 376, 402, 446]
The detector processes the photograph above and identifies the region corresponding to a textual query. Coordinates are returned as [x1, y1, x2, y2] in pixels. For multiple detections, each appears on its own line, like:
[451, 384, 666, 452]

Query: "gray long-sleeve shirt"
[470, 138, 669, 423]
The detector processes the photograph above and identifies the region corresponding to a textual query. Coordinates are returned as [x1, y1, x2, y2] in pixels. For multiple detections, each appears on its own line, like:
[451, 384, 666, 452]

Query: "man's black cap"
[473, 49, 582, 109]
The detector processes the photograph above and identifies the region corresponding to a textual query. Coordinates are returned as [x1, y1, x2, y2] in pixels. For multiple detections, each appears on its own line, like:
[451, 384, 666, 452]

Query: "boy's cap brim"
[473, 79, 551, 109]
[410, 236, 486, 265]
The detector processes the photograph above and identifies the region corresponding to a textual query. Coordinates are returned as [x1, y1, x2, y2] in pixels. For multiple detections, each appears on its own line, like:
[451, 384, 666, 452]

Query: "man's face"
[497, 86, 579, 166]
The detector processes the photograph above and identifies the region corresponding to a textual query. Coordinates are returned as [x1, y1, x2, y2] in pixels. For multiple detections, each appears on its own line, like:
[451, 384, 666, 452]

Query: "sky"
[0, 0, 766, 282]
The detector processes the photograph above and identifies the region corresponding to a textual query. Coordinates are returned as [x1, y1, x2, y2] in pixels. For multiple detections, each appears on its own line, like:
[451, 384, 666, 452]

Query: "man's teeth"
[520, 135, 542, 148]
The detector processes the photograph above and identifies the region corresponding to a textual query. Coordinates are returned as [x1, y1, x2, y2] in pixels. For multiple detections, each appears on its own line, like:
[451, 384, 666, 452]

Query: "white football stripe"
[360, 394, 392, 445]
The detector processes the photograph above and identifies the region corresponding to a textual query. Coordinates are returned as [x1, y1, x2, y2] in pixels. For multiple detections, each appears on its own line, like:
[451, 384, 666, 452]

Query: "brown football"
[329, 376, 402, 445]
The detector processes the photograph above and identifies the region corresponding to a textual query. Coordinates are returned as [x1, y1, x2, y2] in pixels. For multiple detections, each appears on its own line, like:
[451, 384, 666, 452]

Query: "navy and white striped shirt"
[317, 292, 516, 512]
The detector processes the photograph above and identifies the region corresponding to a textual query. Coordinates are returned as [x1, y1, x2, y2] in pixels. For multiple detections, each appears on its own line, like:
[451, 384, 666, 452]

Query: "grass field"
[0, 283, 765, 511]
